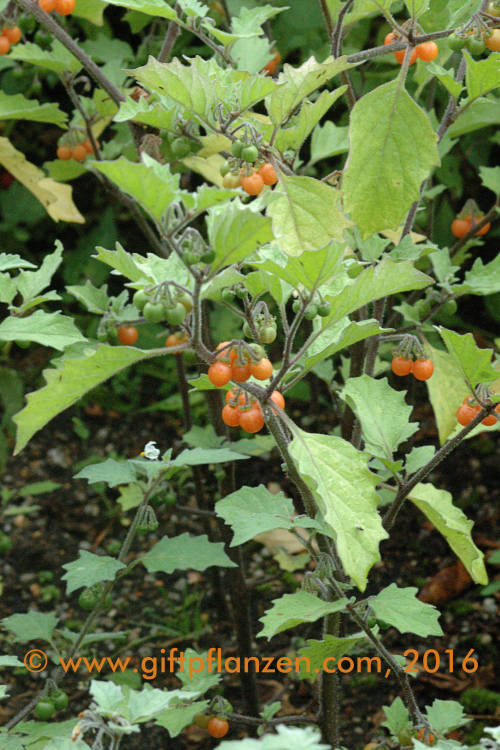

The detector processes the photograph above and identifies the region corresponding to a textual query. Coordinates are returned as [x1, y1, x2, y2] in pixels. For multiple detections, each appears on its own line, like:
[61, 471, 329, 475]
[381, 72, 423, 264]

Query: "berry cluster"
[456, 398, 499, 427]
[208, 342, 285, 434]
[384, 32, 439, 64]
[57, 138, 97, 162]
[133, 287, 192, 326]
[449, 26, 500, 54]
[0, 25, 21, 55]
[220, 139, 278, 196]
[451, 213, 490, 239]
[391, 356, 434, 381]
[35, 690, 69, 721]
[39, 0, 76, 15]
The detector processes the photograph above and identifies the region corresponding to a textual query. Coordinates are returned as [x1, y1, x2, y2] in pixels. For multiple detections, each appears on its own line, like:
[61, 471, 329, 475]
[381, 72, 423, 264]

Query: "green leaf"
[449, 97, 500, 137]
[370, 584, 442, 637]
[13, 344, 159, 454]
[231, 5, 287, 35]
[425, 63, 462, 98]
[16, 242, 63, 302]
[457, 254, 500, 296]
[182, 424, 225, 450]
[114, 95, 177, 129]
[74, 458, 137, 487]
[296, 633, 367, 682]
[117, 483, 144, 511]
[405, 445, 435, 475]
[9, 40, 81, 74]
[404, 0, 429, 17]
[0, 92, 67, 127]
[1, 611, 58, 644]
[207, 200, 273, 270]
[324, 258, 432, 324]
[407, 483, 488, 584]
[303, 319, 386, 375]
[89, 680, 192, 723]
[267, 56, 356, 126]
[156, 700, 210, 737]
[310, 121, 349, 163]
[343, 80, 440, 238]
[0, 655, 24, 668]
[0, 311, 85, 350]
[274, 89, 346, 154]
[464, 51, 500, 100]
[382, 697, 411, 737]
[0, 253, 36, 272]
[140, 533, 237, 574]
[62, 551, 126, 594]
[424, 342, 469, 444]
[215, 486, 296, 546]
[132, 56, 277, 126]
[252, 241, 344, 290]
[174, 648, 221, 695]
[171, 448, 249, 465]
[479, 165, 500, 196]
[96, 0, 177, 19]
[341, 376, 418, 460]
[215, 724, 330, 749]
[288, 430, 387, 591]
[267, 176, 350, 256]
[425, 700, 470, 734]
[73, 0, 105, 24]
[93, 156, 183, 222]
[438, 328, 499, 388]
[66, 281, 109, 313]
[258, 592, 349, 640]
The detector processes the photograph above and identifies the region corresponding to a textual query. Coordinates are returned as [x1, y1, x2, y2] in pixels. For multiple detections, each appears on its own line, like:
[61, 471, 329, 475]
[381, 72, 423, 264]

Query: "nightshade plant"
[0, 0, 499, 748]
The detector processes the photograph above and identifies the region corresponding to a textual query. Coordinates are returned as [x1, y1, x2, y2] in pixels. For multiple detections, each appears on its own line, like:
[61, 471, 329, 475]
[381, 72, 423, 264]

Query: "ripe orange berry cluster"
[451, 213, 490, 239]
[208, 341, 274, 386]
[384, 33, 439, 64]
[391, 356, 434, 381]
[39, 0, 76, 15]
[0, 26, 21, 55]
[241, 162, 278, 196]
[208, 342, 285, 433]
[456, 397, 499, 427]
[57, 139, 96, 162]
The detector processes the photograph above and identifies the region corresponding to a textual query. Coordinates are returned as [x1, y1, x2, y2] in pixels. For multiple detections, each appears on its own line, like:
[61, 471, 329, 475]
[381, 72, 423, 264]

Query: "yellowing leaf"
[0, 138, 84, 223]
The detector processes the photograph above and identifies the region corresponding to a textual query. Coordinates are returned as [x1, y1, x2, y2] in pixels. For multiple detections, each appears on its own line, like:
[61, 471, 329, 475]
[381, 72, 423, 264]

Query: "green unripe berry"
[292, 299, 301, 314]
[200, 249, 216, 264]
[317, 301, 331, 317]
[51, 690, 69, 711]
[165, 302, 187, 326]
[243, 321, 253, 338]
[304, 303, 318, 320]
[35, 700, 55, 721]
[143, 301, 165, 323]
[259, 325, 277, 344]
[183, 251, 200, 266]
[448, 33, 467, 51]
[231, 140, 243, 158]
[171, 136, 192, 158]
[133, 289, 149, 311]
[220, 160, 231, 177]
[221, 288, 235, 303]
[241, 144, 259, 163]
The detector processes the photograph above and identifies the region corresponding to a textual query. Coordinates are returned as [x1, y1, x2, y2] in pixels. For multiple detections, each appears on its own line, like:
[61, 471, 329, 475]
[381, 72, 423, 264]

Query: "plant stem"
[158, 6, 181, 62]
[383, 405, 497, 530]
[320, 612, 341, 747]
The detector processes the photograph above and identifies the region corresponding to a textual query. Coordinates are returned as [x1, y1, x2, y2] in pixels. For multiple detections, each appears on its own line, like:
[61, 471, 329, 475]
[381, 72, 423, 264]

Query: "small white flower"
[142, 441, 160, 460]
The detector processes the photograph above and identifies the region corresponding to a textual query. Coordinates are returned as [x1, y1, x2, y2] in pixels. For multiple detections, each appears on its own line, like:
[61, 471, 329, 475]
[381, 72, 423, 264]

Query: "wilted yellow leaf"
[0, 137, 84, 223]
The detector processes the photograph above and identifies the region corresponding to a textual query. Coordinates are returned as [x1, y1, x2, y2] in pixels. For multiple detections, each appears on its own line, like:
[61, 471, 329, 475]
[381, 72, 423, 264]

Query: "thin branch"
[13, 0, 124, 106]
[158, 7, 181, 62]
[383, 405, 497, 530]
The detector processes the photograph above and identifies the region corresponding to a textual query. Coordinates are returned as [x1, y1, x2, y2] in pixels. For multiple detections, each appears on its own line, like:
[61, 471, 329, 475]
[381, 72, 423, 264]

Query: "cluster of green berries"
[133, 287, 192, 326]
[292, 296, 332, 320]
[35, 689, 69, 720]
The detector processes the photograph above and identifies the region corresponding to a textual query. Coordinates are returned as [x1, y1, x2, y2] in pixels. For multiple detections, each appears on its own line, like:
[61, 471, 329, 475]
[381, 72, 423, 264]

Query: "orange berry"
[39, 0, 56, 11]
[258, 162, 278, 186]
[262, 51, 281, 76]
[165, 332, 188, 349]
[270, 390, 285, 410]
[3, 27, 21, 44]
[208, 361, 232, 387]
[0, 36, 10, 55]
[55, 0, 76, 14]
[241, 172, 264, 196]
[216, 341, 237, 362]
[250, 358, 273, 380]
[71, 144, 88, 162]
[57, 145, 72, 161]
[222, 404, 241, 427]
[481, 413, 497, 426]
[416, 41, 438, 62]
[231, 359, 251, 383]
